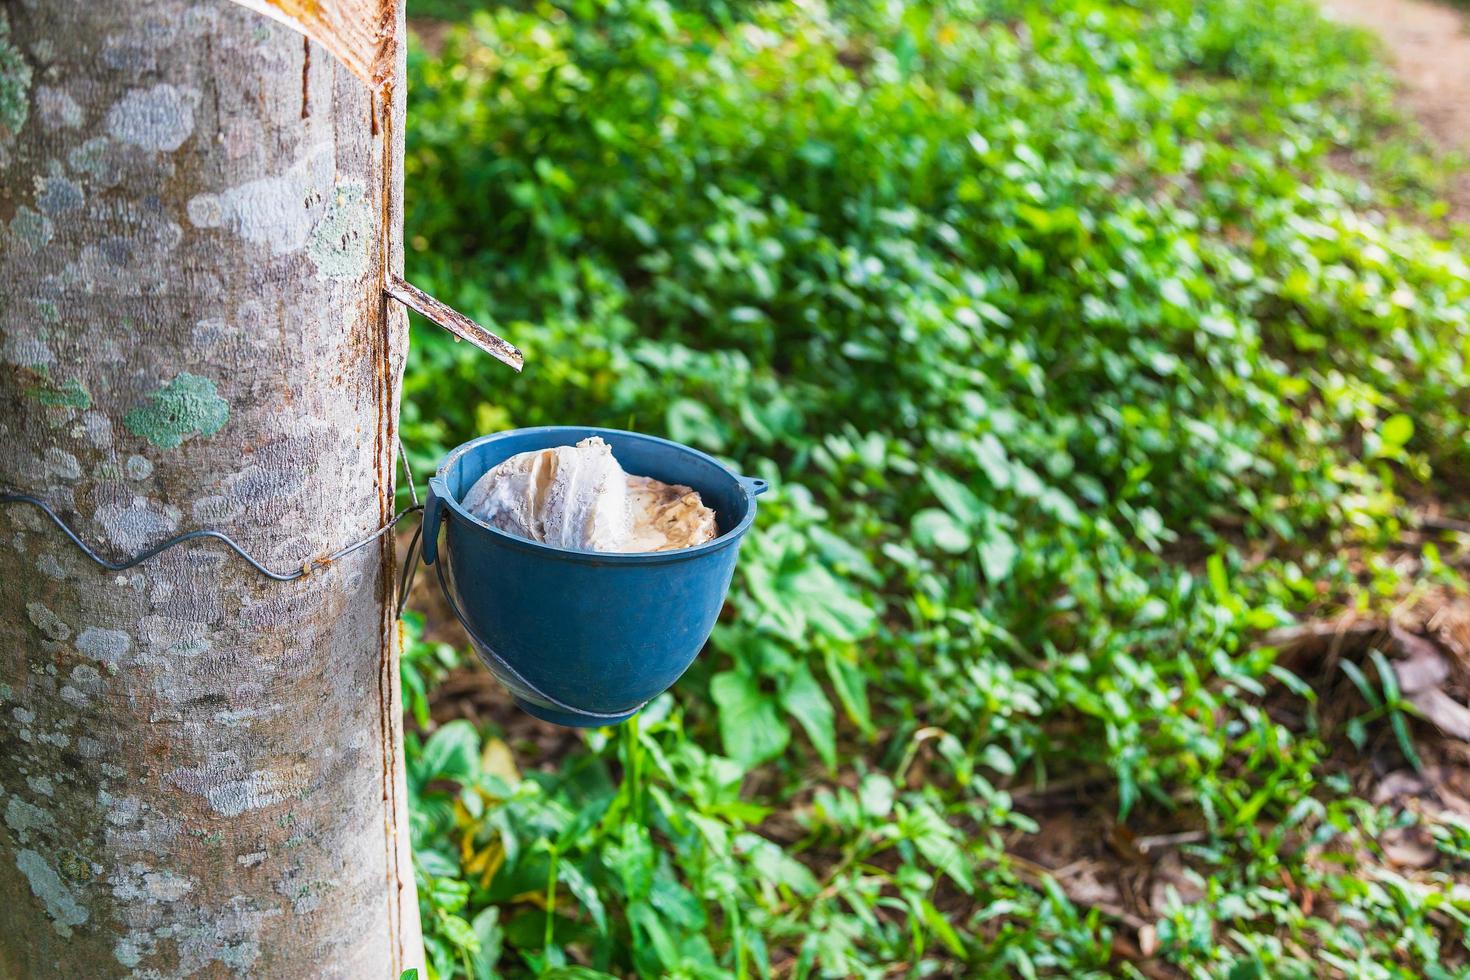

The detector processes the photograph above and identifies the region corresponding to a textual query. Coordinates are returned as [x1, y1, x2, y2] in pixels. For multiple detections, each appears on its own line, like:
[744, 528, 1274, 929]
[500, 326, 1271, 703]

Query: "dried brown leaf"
[1409, 688, 1470, 741]
[1379, 826, 1439, 870]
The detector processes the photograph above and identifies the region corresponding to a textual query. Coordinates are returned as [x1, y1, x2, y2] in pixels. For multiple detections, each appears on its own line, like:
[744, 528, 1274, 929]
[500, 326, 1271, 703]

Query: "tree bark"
[0, 0, 420, 976]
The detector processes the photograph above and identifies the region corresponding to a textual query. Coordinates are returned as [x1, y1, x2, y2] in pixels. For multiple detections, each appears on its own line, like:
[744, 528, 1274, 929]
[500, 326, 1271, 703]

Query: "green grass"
[399, 1, 1470, 976]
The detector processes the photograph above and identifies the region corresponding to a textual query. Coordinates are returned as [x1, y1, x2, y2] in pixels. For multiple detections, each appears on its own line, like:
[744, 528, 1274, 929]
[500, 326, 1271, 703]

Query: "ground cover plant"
[398, 0, 1470, 975]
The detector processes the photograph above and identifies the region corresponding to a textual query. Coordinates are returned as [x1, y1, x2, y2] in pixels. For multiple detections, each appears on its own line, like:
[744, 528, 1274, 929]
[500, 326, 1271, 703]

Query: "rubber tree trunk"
[0, 0, 420, 976]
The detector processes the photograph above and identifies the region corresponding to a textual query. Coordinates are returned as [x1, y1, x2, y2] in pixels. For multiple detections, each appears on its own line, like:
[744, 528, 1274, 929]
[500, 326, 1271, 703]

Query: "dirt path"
[1318, 0, 1470, 219]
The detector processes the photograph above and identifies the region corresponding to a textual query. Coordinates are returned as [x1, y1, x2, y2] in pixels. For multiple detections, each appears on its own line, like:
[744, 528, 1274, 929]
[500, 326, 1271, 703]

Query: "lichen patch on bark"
[122, 455, 151, 481]
[186, 142, 334, 255]
[122, 371, 230, 449]
[307, 180, 371, 279]
[8, 206, 54, 252]
[103, 83, 198, 153]
[33, 86, 81, 129]
[167, 759, 311, 817]
[76, 628, 131, 667]
[94, 498, 181, 552]
[110, 863, 194, 904]
[25, 602, 70, 642]
[34, 171, 84, 216]
[14, 850, 90, 935]
[5, 797, 48, 842]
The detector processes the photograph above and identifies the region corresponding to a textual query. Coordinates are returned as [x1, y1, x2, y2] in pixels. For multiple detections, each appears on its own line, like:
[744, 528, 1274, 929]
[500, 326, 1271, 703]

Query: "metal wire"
[397, 438, 419, 508]
[396, 519, 425, 617]
[0, 491, 423, 583]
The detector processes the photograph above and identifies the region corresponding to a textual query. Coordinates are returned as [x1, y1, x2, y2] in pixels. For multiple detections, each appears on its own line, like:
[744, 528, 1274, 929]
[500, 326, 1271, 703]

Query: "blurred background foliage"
[397, 0, 1470, 976]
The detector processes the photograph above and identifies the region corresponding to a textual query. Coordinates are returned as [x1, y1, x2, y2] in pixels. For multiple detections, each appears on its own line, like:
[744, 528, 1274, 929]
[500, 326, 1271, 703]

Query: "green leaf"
[1207, 553, 1231, 606]
[972, 434, 1012, 489]
[1380, 413, 1414, 448]
[902, 804, 974, 894]
[787, 563, 877, 641]
[470, 908, 503, 980]
[743, 835, 820, 896]
[419, 720, 480, 785]
[919, 897, 968, 957]
[859, 773, 895, 819]
[710, 671, 790, 768]
[558, 863, 608, 935]
[977, 522, 1018, 581]
[1160, 278, 1190, 308]
[439, 912, 480, 953]
[825, 647, 873, 737]
[1340, 659, 1382, 710]
[1368, 647, 1401, 704]
[606, 823, 655, 902]
[666, 398, 726, 451]
[913, 508, 972, 554]
[925, 469, 984, 526]
[979, 744, 1016, 776]
[649, 874, 706, 930]
[1389, 710, 1424, 772]
[780, 664, 836, 769]
[630, 901, 681, 971]
[624, 213, 657, 246]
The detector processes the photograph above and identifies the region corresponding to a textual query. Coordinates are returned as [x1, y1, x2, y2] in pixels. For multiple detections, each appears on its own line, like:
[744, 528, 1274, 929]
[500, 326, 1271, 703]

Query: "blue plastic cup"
[422, 426, 767, 727]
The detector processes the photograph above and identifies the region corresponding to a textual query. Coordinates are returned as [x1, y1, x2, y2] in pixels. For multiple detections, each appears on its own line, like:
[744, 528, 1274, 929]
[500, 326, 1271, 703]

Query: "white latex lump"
[461, 436, 718, 553]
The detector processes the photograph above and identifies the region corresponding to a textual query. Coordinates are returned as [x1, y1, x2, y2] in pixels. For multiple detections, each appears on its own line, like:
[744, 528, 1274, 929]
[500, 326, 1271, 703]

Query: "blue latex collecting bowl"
[422, 426, 767, 728]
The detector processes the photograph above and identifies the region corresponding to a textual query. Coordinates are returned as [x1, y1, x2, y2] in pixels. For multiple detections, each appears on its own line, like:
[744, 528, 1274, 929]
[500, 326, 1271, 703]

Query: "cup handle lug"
[739, 475, 770, 497]
[422, 478, 448, 566]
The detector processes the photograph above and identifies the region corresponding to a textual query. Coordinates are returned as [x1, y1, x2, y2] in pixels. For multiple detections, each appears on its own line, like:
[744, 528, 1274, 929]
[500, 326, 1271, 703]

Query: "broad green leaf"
[780, 664, 836, 769]
[470, 908, 503, 980]
[558, 862, 608, 935]
[972, 434, 1012, 489]
[913, 508, 972, 554]
[742, 835, 820, 896]
[825, 647, 873, 737]
[1380, 413, 1414, 448]
[419, 720, 480, 785]
[650, 874, 706, 930]
[902, 804, 974, 894]
[439, 912, 480, 952]
[977, 522, 1018, 581]
[859, 773, 894, 819]
[787, 564, 877, 641]
[924, 469, 984, 526]
[710, 670, 790, 767]
[919, 898, 967, 957]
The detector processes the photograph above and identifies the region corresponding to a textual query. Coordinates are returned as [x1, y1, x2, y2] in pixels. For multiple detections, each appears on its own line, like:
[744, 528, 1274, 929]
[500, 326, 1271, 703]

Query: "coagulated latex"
[462, 436, 718, 553]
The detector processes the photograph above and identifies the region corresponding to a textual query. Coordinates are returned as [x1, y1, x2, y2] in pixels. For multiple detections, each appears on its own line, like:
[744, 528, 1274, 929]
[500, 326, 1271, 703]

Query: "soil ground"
[1319, 0, 1470, 219]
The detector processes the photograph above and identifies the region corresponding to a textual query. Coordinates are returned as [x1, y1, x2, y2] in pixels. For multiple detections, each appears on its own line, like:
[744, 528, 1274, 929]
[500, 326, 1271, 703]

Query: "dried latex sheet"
[462, 437, 718, 553]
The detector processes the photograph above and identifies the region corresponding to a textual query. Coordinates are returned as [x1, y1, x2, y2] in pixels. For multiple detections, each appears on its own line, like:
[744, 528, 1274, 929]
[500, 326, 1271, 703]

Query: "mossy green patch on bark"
[26, 377, 91, 409]
[123, 372, 229, 449]
[0, 11, 31, 141]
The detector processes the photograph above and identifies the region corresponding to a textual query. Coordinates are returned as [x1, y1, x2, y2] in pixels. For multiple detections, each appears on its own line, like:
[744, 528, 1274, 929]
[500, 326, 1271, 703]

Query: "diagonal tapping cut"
[384, 273, 524, 371]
